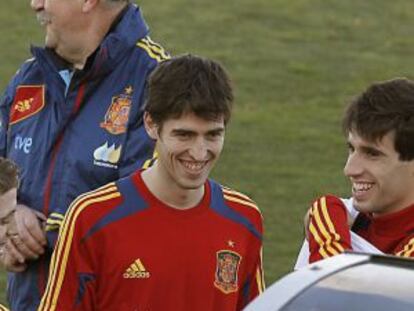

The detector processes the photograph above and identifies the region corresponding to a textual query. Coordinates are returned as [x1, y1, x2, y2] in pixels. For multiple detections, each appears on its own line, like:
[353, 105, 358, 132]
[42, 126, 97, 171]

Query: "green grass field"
[1, 0, 414, 306]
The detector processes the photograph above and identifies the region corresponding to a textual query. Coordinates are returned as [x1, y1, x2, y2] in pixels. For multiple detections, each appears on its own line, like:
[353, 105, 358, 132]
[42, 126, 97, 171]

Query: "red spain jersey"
[308, 195, 414, 262]
[39, 171, 264, 311]
[353, 203, 414, 257]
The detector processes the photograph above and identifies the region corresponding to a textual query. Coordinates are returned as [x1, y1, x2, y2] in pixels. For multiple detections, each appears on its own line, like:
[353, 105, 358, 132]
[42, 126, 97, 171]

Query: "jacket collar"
[31, 4, 149, 78]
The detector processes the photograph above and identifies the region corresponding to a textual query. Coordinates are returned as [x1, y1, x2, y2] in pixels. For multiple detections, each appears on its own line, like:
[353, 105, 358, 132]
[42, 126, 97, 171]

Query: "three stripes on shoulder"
[222, 187, 261, 214]
[137, 36, 170, 62]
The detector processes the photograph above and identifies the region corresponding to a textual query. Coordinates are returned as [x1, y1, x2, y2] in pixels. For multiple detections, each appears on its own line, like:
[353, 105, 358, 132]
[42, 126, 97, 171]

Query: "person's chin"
[177, 174, 207, 190]
[353, 200, 374, 214]
[44, 34, 57, 49]
[44, 40, 55, 49]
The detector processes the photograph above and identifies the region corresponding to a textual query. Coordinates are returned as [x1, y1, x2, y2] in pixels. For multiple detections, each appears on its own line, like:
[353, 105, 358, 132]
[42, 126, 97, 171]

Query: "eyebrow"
[206, 128, 225, 134]
[347, 141, 386, 156]
[171, 129, 193, 134]
[171, 127, 225, 135]
[361, 145, 385, 156]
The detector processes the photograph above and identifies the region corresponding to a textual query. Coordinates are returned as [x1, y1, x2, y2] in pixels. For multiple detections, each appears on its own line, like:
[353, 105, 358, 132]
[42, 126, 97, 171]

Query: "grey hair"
[103, 0, 130, 8]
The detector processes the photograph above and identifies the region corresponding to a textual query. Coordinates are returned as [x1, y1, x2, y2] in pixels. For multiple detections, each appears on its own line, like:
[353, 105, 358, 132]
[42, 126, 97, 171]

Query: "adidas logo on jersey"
[123, 259, 151, 279]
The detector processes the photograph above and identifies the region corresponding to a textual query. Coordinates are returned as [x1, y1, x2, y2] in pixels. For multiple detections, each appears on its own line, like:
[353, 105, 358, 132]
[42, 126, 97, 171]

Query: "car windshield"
[283, 262, 414, 311]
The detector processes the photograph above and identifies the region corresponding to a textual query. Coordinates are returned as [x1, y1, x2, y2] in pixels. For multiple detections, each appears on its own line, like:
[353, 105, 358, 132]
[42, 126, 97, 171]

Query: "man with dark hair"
[305, 78, 414, 263]
[1, 0, 168, 309]
[39, 55, 264, 311]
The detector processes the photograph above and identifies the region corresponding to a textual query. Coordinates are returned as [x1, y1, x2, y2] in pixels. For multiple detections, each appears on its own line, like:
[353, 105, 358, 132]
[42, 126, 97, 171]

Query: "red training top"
[39, 170, 264, 311]
[308, 195, 414, 263]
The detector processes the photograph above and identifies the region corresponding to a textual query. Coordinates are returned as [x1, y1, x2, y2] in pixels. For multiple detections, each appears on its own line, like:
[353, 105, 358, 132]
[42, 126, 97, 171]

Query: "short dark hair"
[145, 54, 233, 127]
[343, 78, 414, 161]
[0, 158, 19, 194]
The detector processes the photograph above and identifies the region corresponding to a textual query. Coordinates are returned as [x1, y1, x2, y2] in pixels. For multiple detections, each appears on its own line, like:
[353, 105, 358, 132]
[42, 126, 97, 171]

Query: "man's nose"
[343, 152, 363, 177]
[31, 0, 44, 11]
[189, 139, 208, 161]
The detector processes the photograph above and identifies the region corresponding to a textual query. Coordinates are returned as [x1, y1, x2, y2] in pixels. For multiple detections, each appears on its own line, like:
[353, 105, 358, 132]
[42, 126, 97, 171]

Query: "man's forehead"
[347, 130, 395, 149]
[168, 112, 225, 128]
[170, 123, 225, 132]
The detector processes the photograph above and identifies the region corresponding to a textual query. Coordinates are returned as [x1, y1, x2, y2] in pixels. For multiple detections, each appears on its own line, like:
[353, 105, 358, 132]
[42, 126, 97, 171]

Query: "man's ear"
[144, 112, 159, 140]
[82, 0, 99, 13]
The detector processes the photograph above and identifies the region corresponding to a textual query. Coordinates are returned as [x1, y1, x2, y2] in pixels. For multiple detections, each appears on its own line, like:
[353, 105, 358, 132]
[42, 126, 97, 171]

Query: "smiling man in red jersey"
[306, 78, 414, 263]
[39, 55, 264, 311]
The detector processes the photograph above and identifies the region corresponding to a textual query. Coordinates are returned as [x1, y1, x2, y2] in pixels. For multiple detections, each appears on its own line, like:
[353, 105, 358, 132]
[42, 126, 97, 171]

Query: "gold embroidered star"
[125, 86, 133, 95]
[228, 240, 235, 248]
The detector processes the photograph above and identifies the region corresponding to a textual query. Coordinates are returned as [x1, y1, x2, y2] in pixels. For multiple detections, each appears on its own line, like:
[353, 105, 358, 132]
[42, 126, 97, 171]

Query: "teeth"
[181, 161, 205, 171]
[353, 182, 373, 192]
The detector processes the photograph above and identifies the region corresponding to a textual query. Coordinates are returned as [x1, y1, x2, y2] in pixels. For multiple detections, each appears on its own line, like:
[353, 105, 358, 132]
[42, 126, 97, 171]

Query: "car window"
[283, 263, 414, 311]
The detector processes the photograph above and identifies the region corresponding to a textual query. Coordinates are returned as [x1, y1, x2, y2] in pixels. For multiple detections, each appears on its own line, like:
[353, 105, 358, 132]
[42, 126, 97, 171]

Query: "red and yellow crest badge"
[100, 86, 133, 135]
[10, 85, 45, 125]
[214, 250, 242, 294]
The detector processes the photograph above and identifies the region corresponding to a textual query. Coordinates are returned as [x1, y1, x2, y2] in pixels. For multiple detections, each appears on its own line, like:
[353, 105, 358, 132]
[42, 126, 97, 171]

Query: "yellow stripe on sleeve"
[255, 246, 265, 293]
[311, 199, 344, 256]
[136, 36, 170, 63]
[223, 195, 260, 213]
[137, 42, 163, 62]
[319, 197, 345, 252]
[222, 188, 255, 203]
[46, 219, 63, 226]
[45, 225, 60, 232]
[49, 212, 65, 220]
[142, 151, 158, 169]
[141, 36, 170, 60]
[403, 245, 414, 258]
[39, 183, 120, 311]
[309, 221, 331, 259]
[41, 191, 121, 310]
[256, 268, 263, 294]
[396, 237, 414, 257]
[312, 203, 340, 256]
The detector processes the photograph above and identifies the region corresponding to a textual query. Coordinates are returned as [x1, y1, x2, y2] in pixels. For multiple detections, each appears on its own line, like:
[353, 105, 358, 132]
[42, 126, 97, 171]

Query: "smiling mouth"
[352, 182, 374, 196]
[180, 160, 208, 173]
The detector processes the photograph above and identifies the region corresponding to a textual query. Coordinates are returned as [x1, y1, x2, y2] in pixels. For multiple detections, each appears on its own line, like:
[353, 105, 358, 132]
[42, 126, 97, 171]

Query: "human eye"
[364, 148, 381, 158]
[346, 142, 354, 154]
[206, 130, 224, 140]
[174, 130, 193, 140]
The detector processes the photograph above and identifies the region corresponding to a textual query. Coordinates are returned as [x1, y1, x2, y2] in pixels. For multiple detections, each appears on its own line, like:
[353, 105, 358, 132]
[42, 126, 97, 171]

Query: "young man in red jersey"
[305, 78, 414, 264]
[39, 54, 264, 311]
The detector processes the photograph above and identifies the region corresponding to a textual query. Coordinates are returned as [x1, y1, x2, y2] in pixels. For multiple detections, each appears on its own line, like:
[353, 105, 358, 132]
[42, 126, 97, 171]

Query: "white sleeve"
[339, 197, 359, 221]
[294, 233, 383, 271]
